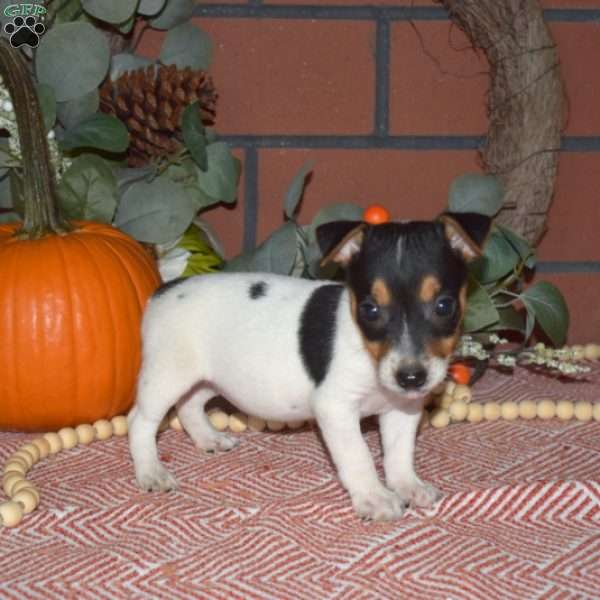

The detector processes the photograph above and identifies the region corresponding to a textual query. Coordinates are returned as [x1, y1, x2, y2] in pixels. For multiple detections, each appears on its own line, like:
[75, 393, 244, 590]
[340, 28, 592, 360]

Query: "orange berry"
[363, 204, 391, 225]
[449, 362, 471, 385]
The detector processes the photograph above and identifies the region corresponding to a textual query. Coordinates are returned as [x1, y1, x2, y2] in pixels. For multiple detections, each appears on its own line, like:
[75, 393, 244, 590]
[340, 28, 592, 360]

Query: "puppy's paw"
[198, 431, 239, 453]
[351, 487, 407, 521]
[136, 464, 178, 492]
[392, 479, 442, 509]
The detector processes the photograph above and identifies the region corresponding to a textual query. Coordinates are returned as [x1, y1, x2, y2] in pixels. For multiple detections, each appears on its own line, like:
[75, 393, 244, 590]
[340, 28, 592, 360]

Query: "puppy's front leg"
[313, 393, 406, 520]
[379, 409, 441, 509]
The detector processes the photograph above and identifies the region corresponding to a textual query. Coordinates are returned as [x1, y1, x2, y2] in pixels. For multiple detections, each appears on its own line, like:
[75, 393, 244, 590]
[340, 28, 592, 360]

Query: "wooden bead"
[3, 472, 24, 497]
[207, 410, 229, 431]
[12, 488, 39, 514]
[3, 459, 27, 476]
[12, 449, 35, 469]
[453, 384, 472, 403]
[169, 415, 183, 432]
[500, 401, 520, 421]
[593, 403, 600, 422]
[445, 381, 456, 396]
[571, 345, 585, 361]
[266, 420, 285, 432]
[440, 394, 454, 409]
[93, 419, 114, 440]
[111, 415, 129, 436]
[556, 400, 574, 421]
[449, 400, 468, 422]
[0, 501, 24, 527]
[58, 427, 78, 450]
[537, 399, 556, 420]
[43, 432, 63, 454]
[583, 343, 600, 360]
[229, 412, 248, 433]
[286, 420, 305, 430]
[10, 479, 35, 496]
[467, 403, 484, 423]
[20, 443, 40, 463]
[574, 401, 593, 422]
[518, 400, 537, 420]
[483, 402, 501, 421]
[75, 424, 96, 445]
[31, 437, 51, 459]
[247, 415, 266, 432]
[430, 409, 450, 428]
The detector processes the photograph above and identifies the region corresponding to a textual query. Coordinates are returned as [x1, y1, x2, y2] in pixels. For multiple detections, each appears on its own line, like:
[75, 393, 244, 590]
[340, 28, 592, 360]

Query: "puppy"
[128, 212, 490, 520]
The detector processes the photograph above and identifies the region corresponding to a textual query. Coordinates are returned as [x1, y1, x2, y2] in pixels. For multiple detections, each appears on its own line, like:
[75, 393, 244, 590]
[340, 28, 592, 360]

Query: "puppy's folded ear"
[439, 212, 492, 262]
[316, 220, 366, 267]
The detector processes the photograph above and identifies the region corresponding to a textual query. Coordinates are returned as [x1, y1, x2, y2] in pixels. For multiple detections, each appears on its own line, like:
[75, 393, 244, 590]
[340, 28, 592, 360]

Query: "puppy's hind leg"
[177, 386, 239, 453]
[128, 364, 194, 492]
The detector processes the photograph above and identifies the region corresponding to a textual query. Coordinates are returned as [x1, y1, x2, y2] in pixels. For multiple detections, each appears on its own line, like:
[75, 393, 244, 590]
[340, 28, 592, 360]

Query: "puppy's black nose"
[396, 366, 427, 390]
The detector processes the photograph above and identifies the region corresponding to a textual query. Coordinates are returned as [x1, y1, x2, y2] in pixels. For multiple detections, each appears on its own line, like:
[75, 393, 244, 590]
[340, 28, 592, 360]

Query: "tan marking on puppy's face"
[371, 277, 392, 306]
[459, 284, 467, 318]
[349, 291, 391, 363]
[428, 333, 459, 359]
[419, 275, 441, 303]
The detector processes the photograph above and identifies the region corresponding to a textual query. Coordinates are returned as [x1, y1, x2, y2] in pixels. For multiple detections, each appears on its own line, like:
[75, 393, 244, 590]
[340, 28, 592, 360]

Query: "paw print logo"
[3, 16, 45, 49]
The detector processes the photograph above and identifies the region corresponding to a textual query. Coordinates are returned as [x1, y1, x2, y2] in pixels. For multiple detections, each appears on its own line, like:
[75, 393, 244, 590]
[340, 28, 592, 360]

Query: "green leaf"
[36, 23, 110, 102]
[110, 53, 154, 80]
[114, 176, 197, 244]
[470, 228, 521, 284]
[0, 211, 20, 223]
[182, 103, 207, 170]
[61, 113, 129, 153]
[308, 202, 364, 243]
[496, 223, 535, 267]
[81, 0, 137, 24]
[0, 172, 12, 208]
[150, 0, 194, 29]
[138, 0, 166, 16]
[159, 22, 213, 70]
[487, 306, 526, 334]
[36, 84, 56, 132]
[56, 89, 100, 130]
[47, 0, 83, 24]
[57, 154, 118, 222]
[225, 222, 298, 275]
[463, 277, 500, 332]
[520, 281, 569, 347]
[178, 225, 223, 275]
[284, 161, 314, 220]
[448, 173, 504, 217]
[196, 142, 238, 203]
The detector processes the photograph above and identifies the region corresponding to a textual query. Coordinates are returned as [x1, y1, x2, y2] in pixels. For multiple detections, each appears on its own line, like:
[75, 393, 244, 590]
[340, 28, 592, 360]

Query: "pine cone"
[100, 64, 217, 167]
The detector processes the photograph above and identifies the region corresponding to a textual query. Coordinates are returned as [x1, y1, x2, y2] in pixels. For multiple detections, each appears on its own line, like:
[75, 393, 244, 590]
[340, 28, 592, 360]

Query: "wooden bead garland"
[1, 344, 599, 528]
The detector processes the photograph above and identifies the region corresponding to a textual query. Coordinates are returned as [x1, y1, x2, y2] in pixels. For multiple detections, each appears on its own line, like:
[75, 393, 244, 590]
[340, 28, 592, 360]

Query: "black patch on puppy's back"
[249, 281, 267, 299]
[299, 284, 344, 385]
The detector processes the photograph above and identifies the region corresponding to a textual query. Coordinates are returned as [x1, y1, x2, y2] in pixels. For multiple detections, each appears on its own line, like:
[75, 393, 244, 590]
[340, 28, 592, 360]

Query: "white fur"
[128, 272, 443, 520]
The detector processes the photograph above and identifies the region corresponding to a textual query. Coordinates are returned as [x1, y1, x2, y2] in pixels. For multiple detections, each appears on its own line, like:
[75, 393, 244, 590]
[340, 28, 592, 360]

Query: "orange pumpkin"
[0, 41, 161, 430]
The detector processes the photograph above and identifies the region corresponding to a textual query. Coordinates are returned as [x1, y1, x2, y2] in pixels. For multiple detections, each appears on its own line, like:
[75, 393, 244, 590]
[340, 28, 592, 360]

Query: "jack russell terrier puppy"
[128, 212, 491, 520]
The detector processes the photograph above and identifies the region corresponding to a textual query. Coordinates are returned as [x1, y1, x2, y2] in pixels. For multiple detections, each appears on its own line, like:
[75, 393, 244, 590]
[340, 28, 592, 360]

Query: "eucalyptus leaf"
[81, 0, 137, 24]
[57, 155, 118, 222]
[56, 89, 100, 130]
[46, 0, 82, 24]
[196, 142, 238, 203]
[0, 172, 12, 208]
[487, 306, 526, 334]
[159, 22, 213, 70]
[496, 224, 534, 267]
[470, 228, 521, 285]
[114, 165, 157, 194]
[182, 103, 207, 170]
[284, 160, 314, 220]
[448, 173, 504, 217]
[225, 222, 298, 275]
[36, 23, 110, 102]
[0, 211, 20, 223]
[463, 277, 500, 332]
[520, 281, 569, 347]
[138, 0, 166, 16]
[308, 202, 364, 243]
[61, 113, 129, 153]
[114, 176, 197, 244]
[193, 217, 225, 259]
[36, 84, 56, 132]
[118, 15, 136, 34]
[150, 0, 194, 29]
[110, 54, 154, 82]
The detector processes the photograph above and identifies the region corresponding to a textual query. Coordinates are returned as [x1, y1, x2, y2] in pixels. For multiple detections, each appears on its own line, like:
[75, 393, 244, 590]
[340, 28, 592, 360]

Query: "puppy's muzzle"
[395, 364, 427, 390]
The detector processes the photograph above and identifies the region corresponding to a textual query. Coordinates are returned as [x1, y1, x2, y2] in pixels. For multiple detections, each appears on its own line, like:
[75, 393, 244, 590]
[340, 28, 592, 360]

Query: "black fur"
[249, 281, 267, 299]
[153, 277, 187, 298]
[299, 284, 344, 385]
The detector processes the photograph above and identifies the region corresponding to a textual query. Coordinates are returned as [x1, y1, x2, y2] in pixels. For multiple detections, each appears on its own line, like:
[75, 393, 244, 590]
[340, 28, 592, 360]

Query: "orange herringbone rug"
[1, 366, 599, 600]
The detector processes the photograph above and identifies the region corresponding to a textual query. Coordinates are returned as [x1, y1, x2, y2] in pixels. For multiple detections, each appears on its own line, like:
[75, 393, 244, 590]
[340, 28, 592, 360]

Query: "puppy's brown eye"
[435, 296, 455, 318]
[359, 301, 380, 322]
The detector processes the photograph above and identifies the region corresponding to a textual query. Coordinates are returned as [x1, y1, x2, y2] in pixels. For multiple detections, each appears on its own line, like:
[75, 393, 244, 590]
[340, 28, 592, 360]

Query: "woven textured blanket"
[1, 366, 599, 600]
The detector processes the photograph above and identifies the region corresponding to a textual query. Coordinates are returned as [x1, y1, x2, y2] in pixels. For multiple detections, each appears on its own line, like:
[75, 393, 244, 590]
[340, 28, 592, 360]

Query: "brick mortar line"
[375, 18, 390, 137]
[536, 262, 600, 273]
[193, 5, 600, 21]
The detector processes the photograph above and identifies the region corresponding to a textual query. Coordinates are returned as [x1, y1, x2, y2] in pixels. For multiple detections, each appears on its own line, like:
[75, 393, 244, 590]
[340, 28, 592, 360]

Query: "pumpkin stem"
[0, 39, 71, 238]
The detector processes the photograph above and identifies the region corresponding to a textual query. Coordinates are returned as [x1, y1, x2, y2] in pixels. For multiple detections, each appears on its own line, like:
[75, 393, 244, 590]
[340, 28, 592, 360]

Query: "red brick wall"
[139, 1, 600, 344]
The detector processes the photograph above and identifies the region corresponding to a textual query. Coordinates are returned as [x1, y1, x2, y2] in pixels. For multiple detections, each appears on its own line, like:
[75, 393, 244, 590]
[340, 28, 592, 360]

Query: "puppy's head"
[317, 213, 490, 399]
